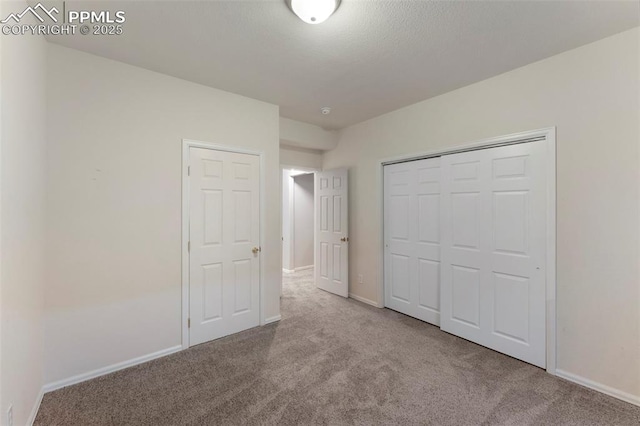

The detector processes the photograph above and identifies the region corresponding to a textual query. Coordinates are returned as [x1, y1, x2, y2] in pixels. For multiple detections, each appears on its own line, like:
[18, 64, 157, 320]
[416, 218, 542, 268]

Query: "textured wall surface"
[0, 1, 48, 423]
[324, 29, 639, 399]
[45, 44, 280, 384]
[46, 2, 638, 128]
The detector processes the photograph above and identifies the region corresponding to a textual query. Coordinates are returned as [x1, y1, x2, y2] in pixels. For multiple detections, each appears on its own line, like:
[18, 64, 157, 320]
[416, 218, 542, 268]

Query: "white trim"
[282, 268, 295, 273]
[555, 369, 640, 407]
[264, 315, 282, 324]
[294, 265, 314, 272]
[182, 139, 266, 348]
[43, 345, 182, 393]
[545, 129, 557, 375]
[379, 128, 550, 166]
[27, 388, 44, 426]
[280, 164, 321, 173]
[349, 293, 379, 308]
[181, 142, 190, 349]
[378, 127, 557, 373]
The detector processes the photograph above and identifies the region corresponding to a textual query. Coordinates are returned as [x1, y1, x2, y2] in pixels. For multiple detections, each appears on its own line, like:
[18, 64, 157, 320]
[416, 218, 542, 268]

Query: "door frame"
[181, 139, 265, 349]
[291, 172, 316, 272]
[377, 127, 557, 374]
[280, 165, 320, 274]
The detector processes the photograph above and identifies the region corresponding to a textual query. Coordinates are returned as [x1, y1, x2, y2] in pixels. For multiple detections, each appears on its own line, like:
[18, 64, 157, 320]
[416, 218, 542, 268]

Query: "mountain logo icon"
[1, 2, 59, 24]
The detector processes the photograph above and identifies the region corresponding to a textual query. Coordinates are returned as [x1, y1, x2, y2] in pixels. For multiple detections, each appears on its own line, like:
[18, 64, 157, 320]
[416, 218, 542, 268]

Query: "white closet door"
[440, 141, 546, 367]
[384, 158, 441, 326]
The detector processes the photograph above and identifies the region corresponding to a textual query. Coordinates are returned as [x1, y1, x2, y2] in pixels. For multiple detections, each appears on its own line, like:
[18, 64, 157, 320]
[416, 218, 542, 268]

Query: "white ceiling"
[46, 0, 638, 129]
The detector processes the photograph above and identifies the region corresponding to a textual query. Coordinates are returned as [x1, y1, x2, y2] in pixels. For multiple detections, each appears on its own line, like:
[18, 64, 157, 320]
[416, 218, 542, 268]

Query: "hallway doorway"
[282, 168, 316, 294]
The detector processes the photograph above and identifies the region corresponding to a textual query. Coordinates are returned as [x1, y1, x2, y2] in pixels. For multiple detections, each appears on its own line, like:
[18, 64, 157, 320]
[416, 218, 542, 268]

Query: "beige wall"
[324, 29, 640, 398]
[280, 117, 338, 151]
[0, 1, 48, 423]
[282, 169, 294, 271]
[45, 44, 281, 384]
[280, 146, 323, 169]
[293, 173, 314, 269]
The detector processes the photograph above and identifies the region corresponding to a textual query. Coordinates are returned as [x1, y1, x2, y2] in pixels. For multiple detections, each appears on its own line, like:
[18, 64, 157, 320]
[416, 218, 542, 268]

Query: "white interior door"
[384, 158, 441, 326]
[188, 147, 260, 347]
[440, 141, 546, 367]
[315, 168, 348, 297]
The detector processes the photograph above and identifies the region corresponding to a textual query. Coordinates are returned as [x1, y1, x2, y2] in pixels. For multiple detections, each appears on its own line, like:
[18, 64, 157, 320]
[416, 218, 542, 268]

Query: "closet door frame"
[378, 127, 556, 375]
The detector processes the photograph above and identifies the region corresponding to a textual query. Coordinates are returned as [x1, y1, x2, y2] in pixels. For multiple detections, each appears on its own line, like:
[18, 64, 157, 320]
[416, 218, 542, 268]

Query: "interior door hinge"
[188, 318, 191, 328]
[187, 166, 190, 176]
[188, 241, 190, 252]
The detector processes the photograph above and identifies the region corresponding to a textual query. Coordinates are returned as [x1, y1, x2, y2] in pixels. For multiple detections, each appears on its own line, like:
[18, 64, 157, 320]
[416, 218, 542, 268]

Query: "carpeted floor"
[35, 269, 640, 425]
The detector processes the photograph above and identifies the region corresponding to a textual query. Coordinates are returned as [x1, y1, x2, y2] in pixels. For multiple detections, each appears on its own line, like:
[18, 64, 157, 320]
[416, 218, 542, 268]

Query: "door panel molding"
[378, 127, 556, 374]
[315, 168, 349, 297]
[384, 157, 442, 326]
[440, 141, 546, 367]
[182, 139, 266, 350]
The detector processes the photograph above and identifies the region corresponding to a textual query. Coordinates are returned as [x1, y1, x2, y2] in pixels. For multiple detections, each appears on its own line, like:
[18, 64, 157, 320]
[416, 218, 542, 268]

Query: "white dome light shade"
[289, 0, 341, 24]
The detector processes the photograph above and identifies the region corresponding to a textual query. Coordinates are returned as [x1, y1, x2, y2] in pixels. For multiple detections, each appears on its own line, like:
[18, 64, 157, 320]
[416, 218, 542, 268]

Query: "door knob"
[252, 247, 261, 254]
[340, 237, 349, 242]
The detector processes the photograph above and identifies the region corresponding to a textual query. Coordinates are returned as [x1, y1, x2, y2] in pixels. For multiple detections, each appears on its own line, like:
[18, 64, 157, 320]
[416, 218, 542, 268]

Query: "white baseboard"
[282, 268, 294, 273]
[264, 315, 282, 324]
[28, 387, 45, 426]
[43, 345, 183, 393]
[349, 293, 381, 308]
[555, 369, 640, 407]
[294, 265, 314, 272]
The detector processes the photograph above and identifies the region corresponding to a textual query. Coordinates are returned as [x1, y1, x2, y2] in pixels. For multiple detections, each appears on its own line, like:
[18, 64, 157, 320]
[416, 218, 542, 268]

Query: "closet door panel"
[384, 158, 441, 326]
[440, 141, 546, 368]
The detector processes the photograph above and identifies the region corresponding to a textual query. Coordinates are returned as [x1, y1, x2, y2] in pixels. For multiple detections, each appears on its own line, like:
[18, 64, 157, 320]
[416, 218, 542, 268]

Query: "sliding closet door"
[384, 158, 441, 326]
[440, 141, 546, 368]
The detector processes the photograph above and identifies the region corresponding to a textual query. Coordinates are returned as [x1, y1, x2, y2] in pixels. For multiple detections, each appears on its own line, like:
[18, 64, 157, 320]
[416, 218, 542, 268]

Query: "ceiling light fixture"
[286, 0, 341, 25]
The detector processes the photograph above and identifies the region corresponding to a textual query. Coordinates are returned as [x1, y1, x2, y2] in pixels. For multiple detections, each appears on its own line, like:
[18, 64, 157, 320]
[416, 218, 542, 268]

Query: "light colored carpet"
[35, 269, 640, 425]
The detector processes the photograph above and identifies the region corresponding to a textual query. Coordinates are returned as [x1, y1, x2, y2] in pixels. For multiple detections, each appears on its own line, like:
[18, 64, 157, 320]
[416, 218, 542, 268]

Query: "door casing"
[181, 139, 266, 350]
[378, 127, 557, 374]
[281, 166, 320, 274]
